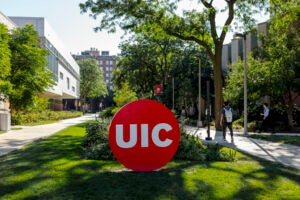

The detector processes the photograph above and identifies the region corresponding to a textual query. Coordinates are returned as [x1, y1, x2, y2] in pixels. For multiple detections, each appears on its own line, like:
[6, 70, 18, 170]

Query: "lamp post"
[234, 33, 248, 136]
[172, 76, 174, 110]
[197, 58, 203, 127]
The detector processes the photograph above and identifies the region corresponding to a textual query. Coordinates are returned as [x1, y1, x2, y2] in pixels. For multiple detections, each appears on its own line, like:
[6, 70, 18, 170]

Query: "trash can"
[0, 111, 11, 131]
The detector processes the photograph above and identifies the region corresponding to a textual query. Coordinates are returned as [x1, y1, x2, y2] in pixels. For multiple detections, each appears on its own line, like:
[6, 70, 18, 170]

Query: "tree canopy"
[77, 58, 107, 112]
[0, 24, 12, 98]
[8, 24, 54, 111]
[80, 0, 269, 126]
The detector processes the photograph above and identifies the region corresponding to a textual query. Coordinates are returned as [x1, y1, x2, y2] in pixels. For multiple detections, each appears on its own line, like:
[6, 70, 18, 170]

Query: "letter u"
[116, 124, 137, 148]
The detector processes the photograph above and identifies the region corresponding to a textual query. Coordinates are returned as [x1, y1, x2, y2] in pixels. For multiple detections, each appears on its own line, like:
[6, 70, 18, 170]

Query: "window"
[110, 60, 113, 65]
[60, 72, 63, 80]
[99, 60, 103, 65]
[100, 67, 103, 71]
[67, 77, 70, 89]
[106, 60, 109, 65]
[72, 86, 75, 92]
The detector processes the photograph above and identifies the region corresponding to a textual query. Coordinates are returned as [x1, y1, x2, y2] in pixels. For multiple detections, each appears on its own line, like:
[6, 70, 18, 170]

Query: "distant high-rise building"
[73, 48, 116, 90]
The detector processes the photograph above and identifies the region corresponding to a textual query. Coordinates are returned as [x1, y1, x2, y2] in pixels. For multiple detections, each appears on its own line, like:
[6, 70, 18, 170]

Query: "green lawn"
[250, 134, 300, 146]
[0, 122, 299, 200]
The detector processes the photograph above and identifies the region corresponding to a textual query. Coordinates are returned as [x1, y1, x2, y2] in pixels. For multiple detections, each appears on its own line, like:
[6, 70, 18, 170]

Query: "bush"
[99, 107, 115, 119]
[205, 144, 236, 162]
[81, 123, 114, 160]
[11, 110, 82, 125]
[174, 127, 206, 161]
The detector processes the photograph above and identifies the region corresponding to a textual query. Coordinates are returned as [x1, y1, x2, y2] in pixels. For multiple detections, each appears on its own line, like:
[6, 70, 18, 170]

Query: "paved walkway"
[1, 117, 299, 171]
[185, 126, 300, 171]
[0, 114, 95, 156]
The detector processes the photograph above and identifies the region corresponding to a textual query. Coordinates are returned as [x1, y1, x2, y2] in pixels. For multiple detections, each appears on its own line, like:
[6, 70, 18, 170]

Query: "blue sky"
[0, 0, 269, 56]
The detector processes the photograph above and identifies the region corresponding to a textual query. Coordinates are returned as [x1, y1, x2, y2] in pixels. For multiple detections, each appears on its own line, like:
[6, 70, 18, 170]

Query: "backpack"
[224, 107, 233, 123]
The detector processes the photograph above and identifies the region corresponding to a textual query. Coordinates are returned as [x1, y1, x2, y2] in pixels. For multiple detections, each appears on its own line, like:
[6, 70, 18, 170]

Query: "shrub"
[174, 127, 206, 161]
[11, 110, 82, 125]
[205, 144, 236, 162]
[99, 107, 115, 119]
[81, 123, 114, 160]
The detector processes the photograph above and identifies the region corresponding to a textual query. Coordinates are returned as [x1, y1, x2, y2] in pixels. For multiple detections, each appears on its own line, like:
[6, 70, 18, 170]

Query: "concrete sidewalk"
[185, 126, 300, 170]
[0, 114, 95, 157]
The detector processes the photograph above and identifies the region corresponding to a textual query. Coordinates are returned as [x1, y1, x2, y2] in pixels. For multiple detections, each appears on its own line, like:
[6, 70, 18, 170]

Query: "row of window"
[99, 60, 114, 65]
[60, 72, 75, 92]
[100, 66, 114, 71]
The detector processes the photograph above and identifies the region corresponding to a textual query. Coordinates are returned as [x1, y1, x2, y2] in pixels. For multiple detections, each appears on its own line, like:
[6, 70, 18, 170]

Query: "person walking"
[220, 101, 234, 142]
[259, 103, 275, 134]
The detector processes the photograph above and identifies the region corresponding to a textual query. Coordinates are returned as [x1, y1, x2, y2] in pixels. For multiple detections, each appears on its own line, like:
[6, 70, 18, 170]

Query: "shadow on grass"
[0, 123, 299, 200]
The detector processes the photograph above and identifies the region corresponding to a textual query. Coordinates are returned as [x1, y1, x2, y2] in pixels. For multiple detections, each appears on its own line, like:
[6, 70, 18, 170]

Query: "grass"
[0, 123, 299, 200]
[249, 134, 300, 146]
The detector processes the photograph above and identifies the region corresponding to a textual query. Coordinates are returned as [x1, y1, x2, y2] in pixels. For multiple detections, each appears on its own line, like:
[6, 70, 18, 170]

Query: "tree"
[0, 24, 12, 101]
[112, 81, 138, 114]
[9, 24, 54, 111]
[224, 0, 300, 129]
[113, 34, 183, 98]
[80, 0, 268, 127]
[260, 0, 300, 129]
[77, 58, 107, 113]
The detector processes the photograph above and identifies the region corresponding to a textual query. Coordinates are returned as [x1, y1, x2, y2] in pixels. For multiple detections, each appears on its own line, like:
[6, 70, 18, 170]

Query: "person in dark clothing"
[220, 101, 234, 142]
[259, 103, 275, 133]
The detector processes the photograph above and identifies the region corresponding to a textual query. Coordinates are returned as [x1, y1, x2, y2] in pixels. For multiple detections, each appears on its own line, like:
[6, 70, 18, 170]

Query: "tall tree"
[9, 24, 54, 111]
[0, 24, 12, 100]
[224, 0, 300, 129]
[77, 58, 107, 113]
[113, 34, 182, 98]
[80, 0, 268, 127]
[261, 0, 300, 129]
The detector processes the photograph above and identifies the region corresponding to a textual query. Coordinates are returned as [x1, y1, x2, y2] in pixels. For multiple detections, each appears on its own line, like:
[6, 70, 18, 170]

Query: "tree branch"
[169, 32, 215, 60]
[220, 0, 236, 44]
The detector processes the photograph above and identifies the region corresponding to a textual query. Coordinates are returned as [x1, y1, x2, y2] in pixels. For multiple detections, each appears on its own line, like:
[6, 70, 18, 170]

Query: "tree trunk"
[213, 48, 223, 130]
[286, 89, 294, 131]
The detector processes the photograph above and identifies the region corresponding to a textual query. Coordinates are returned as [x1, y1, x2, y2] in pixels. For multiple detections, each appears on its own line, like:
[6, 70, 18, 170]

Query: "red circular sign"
[109, 100, 180, 172]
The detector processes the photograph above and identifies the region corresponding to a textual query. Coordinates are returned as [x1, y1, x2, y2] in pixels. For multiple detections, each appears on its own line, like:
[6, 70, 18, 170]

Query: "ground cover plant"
[249, 134, 300, 147]
[0, 122, 299, 200]
[11, 110, 82, 125]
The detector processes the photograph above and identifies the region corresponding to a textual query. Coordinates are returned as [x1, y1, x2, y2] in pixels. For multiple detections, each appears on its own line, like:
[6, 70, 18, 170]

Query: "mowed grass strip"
[250, 134, 300, 146]
[0, 122, 299, 200]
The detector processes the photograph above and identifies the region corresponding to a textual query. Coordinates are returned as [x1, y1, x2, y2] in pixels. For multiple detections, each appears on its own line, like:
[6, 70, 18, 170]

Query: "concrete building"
[9, 16, 80, 110]
[73, 48, 116, 90]
[222, 21, 269, 72]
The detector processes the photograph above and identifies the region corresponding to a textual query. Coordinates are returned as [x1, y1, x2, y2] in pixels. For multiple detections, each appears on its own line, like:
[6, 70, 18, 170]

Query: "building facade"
[9, 17, 80, 111]
[73, 48, 116, 90]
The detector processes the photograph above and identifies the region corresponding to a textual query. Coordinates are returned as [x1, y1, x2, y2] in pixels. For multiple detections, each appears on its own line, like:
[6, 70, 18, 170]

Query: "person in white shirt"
[259, 103, 275, 133]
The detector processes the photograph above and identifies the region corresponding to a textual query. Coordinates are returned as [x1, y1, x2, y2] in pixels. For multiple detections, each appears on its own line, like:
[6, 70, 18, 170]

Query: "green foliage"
[11, 110, 82, 125]
[77, 58, 107, 112]
[81, 123, 115, 160]
[205, 144, 236, 162]
[80, 0, 269, 125]
[78, 58, 107, 98]
[174, 127, 206, 161]
[99, 107, 114, 119]
[1, 123, 300, 199]
[8, 24, 54, 111]
[0, 24, 12, 95]
[112, 81, 137, 114]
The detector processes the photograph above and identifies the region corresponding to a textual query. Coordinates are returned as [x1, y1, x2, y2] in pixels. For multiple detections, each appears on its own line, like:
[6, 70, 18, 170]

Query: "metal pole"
[243, 36, 248, 136]
[198, 58, 202, 127]
[206, 80, 212, 140]
[172, 77, 174, 110]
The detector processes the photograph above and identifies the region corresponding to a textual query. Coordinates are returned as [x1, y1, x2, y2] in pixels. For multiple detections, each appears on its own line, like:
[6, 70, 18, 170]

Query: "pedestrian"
[220, 101, 234, 142]
[259, 103, 275, 133]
